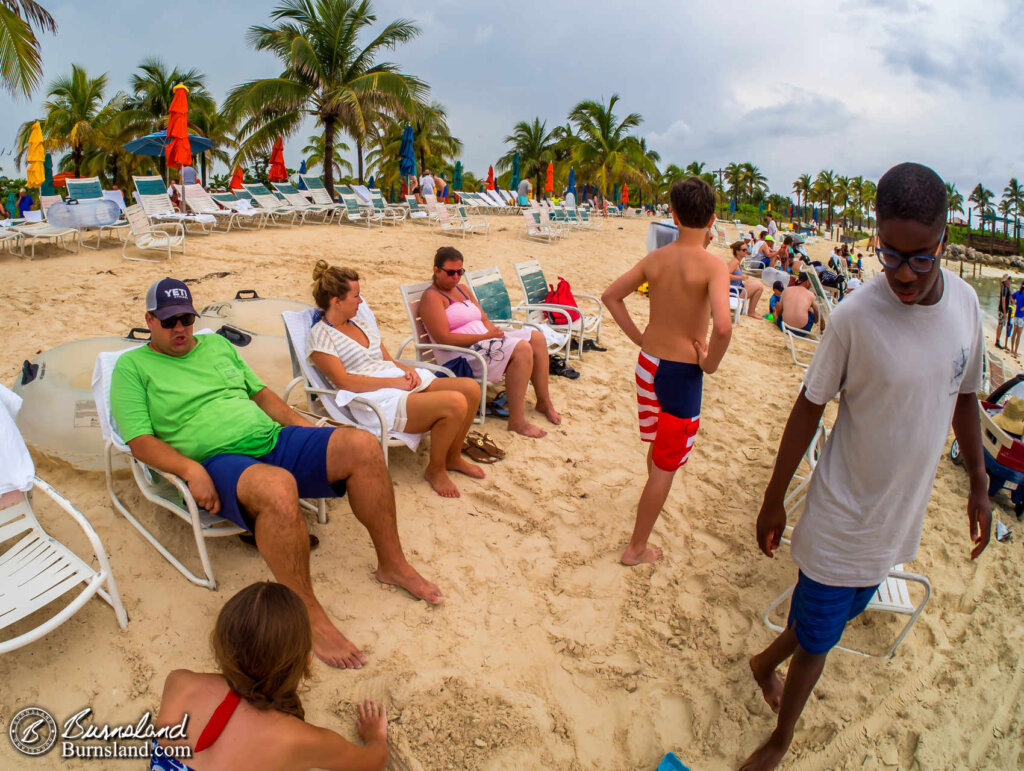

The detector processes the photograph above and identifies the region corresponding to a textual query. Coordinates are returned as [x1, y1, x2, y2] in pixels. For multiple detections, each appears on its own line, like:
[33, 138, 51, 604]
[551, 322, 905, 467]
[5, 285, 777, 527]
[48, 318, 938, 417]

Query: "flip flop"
[468, 430, 505, 458]
[239, 533, 320, 551]
[462, 440, 497, 463]
[486, 392, 510, 418]
[549, 357, 581, 379]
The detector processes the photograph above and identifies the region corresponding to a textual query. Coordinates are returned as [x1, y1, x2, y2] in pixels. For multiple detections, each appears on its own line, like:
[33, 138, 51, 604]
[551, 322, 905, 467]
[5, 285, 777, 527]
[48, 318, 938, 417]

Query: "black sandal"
[549, 356, 581, 379]
[582, 339, 607, 352]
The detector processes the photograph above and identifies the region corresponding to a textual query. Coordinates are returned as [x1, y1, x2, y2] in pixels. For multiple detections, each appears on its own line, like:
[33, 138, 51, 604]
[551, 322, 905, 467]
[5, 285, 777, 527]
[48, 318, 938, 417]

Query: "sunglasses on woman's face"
[440, 267, 465, 277]
[159, 314, 196, 329]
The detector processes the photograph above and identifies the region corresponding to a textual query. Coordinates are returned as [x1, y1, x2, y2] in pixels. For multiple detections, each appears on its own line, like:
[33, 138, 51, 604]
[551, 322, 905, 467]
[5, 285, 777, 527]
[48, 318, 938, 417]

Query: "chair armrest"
[513, 303, 585, 333]
[572, 293, 603, 314]
[32, 476, 112, 566]
[152, 222, 185, 237]
[395, 358, 455, 377]
[347, 396, 388, 435]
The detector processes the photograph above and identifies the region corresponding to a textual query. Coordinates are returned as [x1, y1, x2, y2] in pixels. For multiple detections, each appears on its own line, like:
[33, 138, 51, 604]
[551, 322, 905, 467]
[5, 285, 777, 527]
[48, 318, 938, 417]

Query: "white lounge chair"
[514, 259, 603, 353]
[92, 338, 327, 591]
[133, 175, 215, 233]
[281, 306, 456, 466]
[368, 189, 406, 224]
[454, 205, 489, 235]
[404, 195, 437, 224]
[181, 185, 256, 232]
[0, 384, 128, 654]
[64, 176, 130, 248]
[520, 210, 556, 243]
[210, 192, 269, 229]
[239, 183, 302, 226]
[272, 182, 337, 223]
[11, 220, 80, 259]
[298, 175, 347, 219]
[121, 204, 184, 261]
[397, 281, 487, 423]
[338, 193, 384, 228]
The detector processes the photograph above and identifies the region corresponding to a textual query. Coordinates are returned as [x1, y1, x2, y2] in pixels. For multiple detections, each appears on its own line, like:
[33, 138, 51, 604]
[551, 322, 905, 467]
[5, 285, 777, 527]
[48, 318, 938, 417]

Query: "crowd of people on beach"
[1, 160, 992, 770]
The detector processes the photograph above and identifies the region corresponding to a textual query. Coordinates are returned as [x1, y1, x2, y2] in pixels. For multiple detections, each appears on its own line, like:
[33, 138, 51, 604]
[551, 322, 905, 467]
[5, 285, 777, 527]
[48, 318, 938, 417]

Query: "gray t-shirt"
[181, 166, 198, 185]
[792, 269, 983, 586]
[517, 179, 530, 197]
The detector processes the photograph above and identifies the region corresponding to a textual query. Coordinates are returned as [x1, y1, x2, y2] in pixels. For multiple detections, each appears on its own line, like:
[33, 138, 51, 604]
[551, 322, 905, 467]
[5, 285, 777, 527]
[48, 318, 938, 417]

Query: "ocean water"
[961, 274, 1003, 327]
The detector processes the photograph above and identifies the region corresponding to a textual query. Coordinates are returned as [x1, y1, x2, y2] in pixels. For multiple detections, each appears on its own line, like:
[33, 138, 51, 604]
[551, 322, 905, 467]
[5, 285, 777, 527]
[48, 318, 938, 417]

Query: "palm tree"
[0, 0, 55, 97]
[814, 169, 836, 228]
[1003, 178, 1023, 245]
[834, 176, 851, 229]
[189, 105, 236, 186]
[16, 65, 110, 178]
[567, 94, 647, 197]
[945, 182, 964, 226]
[968, 183, 993, 233]
[724, 162, 744, 205]
[792, 173, 811, 219]
[496, 117, 556, 201]
[224, 0, 426, 197]
[859, 179, 876, 230]
[302, 132, 353, 178]
[741, 162, 768, 204]
[407, 100, 461, 182]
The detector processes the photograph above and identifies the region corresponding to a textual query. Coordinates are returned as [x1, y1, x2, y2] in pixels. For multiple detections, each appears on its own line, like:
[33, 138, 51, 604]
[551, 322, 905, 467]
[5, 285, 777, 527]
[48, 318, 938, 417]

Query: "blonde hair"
[311, 260, 359, 310]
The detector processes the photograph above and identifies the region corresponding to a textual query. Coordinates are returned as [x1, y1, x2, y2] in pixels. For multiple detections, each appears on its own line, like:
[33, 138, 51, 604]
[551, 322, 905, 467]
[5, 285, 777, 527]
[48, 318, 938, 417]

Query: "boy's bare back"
[641, 239, 730, 363]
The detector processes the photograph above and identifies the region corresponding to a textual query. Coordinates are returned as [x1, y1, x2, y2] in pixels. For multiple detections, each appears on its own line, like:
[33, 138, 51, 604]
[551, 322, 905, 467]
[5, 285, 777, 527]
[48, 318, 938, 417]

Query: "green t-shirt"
[110, 333, 282, 462]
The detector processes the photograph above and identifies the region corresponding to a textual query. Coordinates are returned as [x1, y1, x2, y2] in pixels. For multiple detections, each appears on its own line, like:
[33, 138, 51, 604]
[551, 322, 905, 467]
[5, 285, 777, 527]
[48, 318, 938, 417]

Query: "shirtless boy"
[773, 274, 821, 335]
[602, 177, 733, 565]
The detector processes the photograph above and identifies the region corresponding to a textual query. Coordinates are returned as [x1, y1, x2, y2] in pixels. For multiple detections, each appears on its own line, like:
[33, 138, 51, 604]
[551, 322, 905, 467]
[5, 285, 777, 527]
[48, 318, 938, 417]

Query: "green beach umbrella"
[4, 192, 15, 218]
[452, 161, 463, 191]
[510, 152, 521, 190]
[41, 153, 55, 196]
[612, 182, 619, 205]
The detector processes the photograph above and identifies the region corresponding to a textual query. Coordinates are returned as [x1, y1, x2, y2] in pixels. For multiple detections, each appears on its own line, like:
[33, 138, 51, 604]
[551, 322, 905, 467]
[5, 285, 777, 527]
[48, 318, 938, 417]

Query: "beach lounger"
[368, 189, 406, 224]
[272, 182, 337, 223]
[781, 321, 819, 368]
[454, 205, 489, 235]
[338, 193, 384, 228]
[514, 259, 603, 353]
[298, 174, 347, 216]
[208, 192, 268, 230]
[121, 204, 184, 261]
[520, 210, 557, 243]
[397, 281, 487, 423]
[464, 266, 577, 366]
[404, 195, 438, 224]
[0, 227, 23, 255]
[281, 306, 456, 466]
[180, 185, 252, 232]
[482, 189, 511, 214]
[430, 201, 476, 238]
[64, 177, 131, 248]
[11, 221, 80, 259]
[0, 384, 128, 653]
[983, 350, 1009, 395]
[133, 175, 215, 234]
[93, 337, 326, 591]
[239, 183, 302, 226]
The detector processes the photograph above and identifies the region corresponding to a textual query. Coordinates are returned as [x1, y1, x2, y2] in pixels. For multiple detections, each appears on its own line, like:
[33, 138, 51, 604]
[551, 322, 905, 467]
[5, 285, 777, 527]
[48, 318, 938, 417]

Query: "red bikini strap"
[194, 690, 241, 753]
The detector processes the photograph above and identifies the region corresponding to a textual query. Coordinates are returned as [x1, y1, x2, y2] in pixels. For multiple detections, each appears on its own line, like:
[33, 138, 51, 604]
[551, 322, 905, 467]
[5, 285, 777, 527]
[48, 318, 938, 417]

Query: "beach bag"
[544, 277, 582, 325]
[438, 356, 473, 379]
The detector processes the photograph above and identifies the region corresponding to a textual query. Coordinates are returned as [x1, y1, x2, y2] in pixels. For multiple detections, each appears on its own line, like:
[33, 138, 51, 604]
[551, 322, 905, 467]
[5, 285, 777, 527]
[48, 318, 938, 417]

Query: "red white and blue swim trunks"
[635, 351, 702, 471]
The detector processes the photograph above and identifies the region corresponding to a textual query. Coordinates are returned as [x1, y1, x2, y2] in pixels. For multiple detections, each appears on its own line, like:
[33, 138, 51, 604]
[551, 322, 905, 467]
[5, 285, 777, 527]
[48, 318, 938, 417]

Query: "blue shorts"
[201, 426, 346, 531]
[787, 571, 880, 655]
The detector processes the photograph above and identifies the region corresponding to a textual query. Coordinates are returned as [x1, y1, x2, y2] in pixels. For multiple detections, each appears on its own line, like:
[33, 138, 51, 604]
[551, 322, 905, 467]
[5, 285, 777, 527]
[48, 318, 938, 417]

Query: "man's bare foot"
[425, 466, 460, 498]
[509, 419, 547, 438]
[749, 654, 784, 713]
[620, 544, 663, 565]
[310, 614, 367, 669]
[447, 456, 485, 479]
[739, 730, 791, 771]
[375, 564, 444, 604]
[536, 402, 562, 425]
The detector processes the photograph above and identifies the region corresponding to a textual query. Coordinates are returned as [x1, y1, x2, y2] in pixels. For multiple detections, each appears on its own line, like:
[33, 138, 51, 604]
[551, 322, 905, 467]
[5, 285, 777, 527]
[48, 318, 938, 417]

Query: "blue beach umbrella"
[510, 152, 521, 190]
[729, 199, 736, 215]
[567, 167, 576, 198]
[398, 125, 416, 178]
[123, 130, 213, 156]
[368, 175, 375, 188]
[297, 159, 307, 189]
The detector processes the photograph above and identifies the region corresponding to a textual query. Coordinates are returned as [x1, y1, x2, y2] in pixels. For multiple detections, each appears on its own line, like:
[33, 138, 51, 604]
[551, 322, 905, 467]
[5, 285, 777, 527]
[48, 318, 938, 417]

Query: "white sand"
[1, 216, 1022, 770]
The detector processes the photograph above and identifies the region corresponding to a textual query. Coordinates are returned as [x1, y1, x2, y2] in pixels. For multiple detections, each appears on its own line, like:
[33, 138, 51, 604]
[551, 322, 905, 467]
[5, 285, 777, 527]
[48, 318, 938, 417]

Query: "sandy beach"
[1, 216, 1022, 770]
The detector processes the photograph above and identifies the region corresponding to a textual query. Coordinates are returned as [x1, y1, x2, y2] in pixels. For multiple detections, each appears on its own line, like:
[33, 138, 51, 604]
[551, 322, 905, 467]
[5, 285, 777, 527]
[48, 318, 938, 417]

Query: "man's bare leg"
[748, 624, 799, 713]
[237, 464, 365, 670]
[325, 427, 443, 603]
[505, 341, 546, 438]
[528, 330, 561, 425]
[741, 644, 827, 771]
[621, 456, 677, 565]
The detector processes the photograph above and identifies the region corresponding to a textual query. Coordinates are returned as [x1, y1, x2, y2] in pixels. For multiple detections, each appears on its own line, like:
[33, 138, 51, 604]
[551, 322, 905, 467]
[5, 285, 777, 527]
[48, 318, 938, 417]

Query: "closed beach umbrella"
[452, 161, 463, 190]
[52, 171, 74, 187]
[297, 159, 307, 189]
[567, 167, 576, 198]
[41, 152, 55, 196]
[510, 152, 521, 190]
[26, 121, 45, 189]
[545, 162, 554, 193]
[368, 175, 374, 188]
[622, 183, 629, 205]
[398, 124, 416, 178]
[486, 165, 495, 190]
[729, 198, 736, 215]
[165, 84, 193, 213]
[612, 182, 619, 205]
[229, 166, 243, 190]
[4, 192, 15, 218]
[268, 137, 287, 182]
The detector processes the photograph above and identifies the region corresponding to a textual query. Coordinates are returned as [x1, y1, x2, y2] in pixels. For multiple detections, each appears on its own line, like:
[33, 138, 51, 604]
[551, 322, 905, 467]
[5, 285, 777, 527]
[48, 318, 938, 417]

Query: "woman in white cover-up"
[306, 261, 483, 498]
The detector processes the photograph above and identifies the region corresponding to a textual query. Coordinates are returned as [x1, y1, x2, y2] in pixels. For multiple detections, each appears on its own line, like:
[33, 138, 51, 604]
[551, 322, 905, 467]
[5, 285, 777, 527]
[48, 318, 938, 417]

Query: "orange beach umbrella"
[486, 165, 495, 190]
[545, 162, 554, 193]
[229, 166, 244, 189]
[166, 85, 192, 169]
[268, 137, 287, 182]
[621, 183, 629, 205]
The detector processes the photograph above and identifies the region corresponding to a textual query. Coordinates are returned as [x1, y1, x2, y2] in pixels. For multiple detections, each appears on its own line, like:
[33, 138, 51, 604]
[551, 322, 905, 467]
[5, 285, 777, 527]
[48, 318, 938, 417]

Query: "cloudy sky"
[2, 0, 1021, 202]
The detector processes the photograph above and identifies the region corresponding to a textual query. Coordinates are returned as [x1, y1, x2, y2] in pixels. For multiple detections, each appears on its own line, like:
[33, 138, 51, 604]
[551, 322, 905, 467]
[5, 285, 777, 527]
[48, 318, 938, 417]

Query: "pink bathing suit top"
[434, 285, 488, 335]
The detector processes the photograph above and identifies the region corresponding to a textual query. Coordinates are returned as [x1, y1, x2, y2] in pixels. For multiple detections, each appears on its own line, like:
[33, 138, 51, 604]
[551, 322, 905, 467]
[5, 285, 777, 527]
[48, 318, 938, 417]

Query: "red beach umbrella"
[268, 137, 287, 182]
[166, 84, 192, 169]
[52, 172, 75, 187]
[229, 166, 244, 190]
[621, 183, 629, 205]
[545, 162, 554, 193]
[486, 165, 495, 190]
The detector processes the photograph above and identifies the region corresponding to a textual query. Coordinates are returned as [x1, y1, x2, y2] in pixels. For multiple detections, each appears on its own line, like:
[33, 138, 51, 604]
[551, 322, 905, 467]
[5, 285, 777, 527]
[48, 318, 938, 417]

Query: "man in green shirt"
[111, 278, 443, 670]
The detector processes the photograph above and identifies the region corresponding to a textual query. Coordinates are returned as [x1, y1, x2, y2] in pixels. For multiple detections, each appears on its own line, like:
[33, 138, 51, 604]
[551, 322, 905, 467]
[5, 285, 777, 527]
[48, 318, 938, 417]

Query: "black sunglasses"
[159, 313, 196, 329]
[440, 267, 465, 277]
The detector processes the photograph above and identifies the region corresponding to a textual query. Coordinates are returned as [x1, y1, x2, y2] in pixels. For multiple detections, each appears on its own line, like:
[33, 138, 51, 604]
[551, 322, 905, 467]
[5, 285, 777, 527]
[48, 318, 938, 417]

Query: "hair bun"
[312, 259, 330, 282]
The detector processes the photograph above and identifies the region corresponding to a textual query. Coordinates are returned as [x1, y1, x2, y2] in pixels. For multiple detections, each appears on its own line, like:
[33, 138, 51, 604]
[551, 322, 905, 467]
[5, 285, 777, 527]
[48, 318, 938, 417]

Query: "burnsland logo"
[7, 706, 192, 760]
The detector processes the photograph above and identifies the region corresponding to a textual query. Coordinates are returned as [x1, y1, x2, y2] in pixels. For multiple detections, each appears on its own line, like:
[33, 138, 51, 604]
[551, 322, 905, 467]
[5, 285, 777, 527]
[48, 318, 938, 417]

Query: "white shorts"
[1014, 318, 1024, 328]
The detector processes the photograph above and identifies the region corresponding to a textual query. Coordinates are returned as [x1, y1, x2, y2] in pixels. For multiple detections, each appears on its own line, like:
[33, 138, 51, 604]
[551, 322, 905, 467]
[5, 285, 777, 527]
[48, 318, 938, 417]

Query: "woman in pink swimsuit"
[152, 582, 388, 771]
[420, 246, 561, 438]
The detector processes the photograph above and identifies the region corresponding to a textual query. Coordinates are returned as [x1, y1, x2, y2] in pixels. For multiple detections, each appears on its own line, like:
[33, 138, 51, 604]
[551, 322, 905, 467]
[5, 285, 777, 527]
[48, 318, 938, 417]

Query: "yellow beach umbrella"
[26, 121, 45, 188]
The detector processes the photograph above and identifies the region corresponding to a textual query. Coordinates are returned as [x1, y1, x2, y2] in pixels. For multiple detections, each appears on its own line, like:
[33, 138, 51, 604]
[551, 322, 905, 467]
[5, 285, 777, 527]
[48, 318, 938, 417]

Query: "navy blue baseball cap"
[145, 278, 197, 320]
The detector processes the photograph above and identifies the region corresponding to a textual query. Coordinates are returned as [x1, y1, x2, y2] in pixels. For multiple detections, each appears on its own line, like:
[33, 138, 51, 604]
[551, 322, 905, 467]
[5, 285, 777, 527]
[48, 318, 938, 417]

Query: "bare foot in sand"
[375, 564, 444, 604]
[620, 544, 663, 565]
[447, 457, 485, 479]
[739, 730, 791, 771]
[310, 611, 367, 669]
[749, 654, 783, 713]
[425, 466, 460, 498]
[509, 419, 547, 438]
[536, 402, 562, 425]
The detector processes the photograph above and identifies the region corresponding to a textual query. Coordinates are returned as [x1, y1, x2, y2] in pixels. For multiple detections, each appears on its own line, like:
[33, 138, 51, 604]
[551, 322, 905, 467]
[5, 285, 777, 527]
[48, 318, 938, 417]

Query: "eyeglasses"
[877, 244, 940, 274]
[159, 313, 196, 329]
[440, 267, 465, 277]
